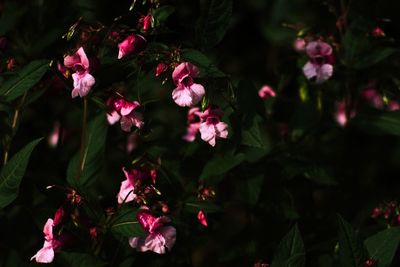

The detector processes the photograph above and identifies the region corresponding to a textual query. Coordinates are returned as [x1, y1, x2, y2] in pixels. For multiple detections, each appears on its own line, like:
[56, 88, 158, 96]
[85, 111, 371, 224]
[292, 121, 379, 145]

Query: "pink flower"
[129, 209, 176, 254]
[293, 38, 306, 52]
[64, 47, 90, 71]
[143, 15, 153, 31]
[362, 88, 384, 109]
[155, 62, 168, 77]
[258, 85, 276, 100]
[183, 107, 202, 142]
[48, 122, 60, 148]
[199, 106, 228, 146]
[53, 208, 65, 227]
[388, 101, 400, 111]
[172, 62, 205, 107]
[106, 97, 144, 132]
[118, 34, 146, 59]
[197, 210, 208, 227]
[117, 167, 138, 204]
[303, 41, 334, 84]
[372, 26, 385, 37]
[71, 72, 95, 98]
[334, 100, 356, 127]
[31, 219, 55, 263]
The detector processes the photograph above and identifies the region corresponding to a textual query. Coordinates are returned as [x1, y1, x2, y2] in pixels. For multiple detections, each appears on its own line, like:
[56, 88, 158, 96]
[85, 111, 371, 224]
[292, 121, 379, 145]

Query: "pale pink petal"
[199, 123, 217, 147]
[43, 219, 54, 241]
[143, 233, 167, 254]
[120, 116, 133, 132]
[48, 122, 60, 148]
[117, 179, 135, 204]
[389, 101, 400, 111]
[72, 72, 95, 98]
[335, 102, 347, 127]
[107, 111, 121, 125]
[128, 237, 142, 249]
[315, 64, 333, 83]
[64, 54, 80, 69]
[172, 63, 190, 84]
[258, 85, 276, 100]
[302, 61, 317, 80]
[172, 87, 193, 107]
[306, 41, 332, 58]
[71, 88, 80, 98]
[183, 123, 200, 142]
[30, 240, 54, 263]
[215, 121, 229, 139]
[189, 83, 205, 106]
[76, 47, 90, 70]
[157, 226, 176, 250]
[120, 101, 140, 116]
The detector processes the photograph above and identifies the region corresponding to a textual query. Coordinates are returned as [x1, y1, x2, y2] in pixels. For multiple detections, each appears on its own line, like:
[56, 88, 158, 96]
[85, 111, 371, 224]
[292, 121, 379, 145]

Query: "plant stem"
[77, 97, 88, 181]
[2, 92, 28, 165]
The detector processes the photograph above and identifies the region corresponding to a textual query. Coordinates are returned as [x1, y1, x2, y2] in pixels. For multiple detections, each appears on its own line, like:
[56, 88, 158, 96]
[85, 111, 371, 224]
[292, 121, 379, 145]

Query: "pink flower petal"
[43, 219, 54, 241]
[315, 64, 333, 84]
[107, 111, 121, 125]
[306, 41, 333, 58]
[258, 85, 276, 100]
[120, 101, 140, 116]
[72, 72, 95, 98]
[76, 47, 90, 70]
[31, 240, 54, 263]
[117, 179, 135, 204]
[197, 210, 208, 227]
[302, 61, 317, 80]
[183, 123, 200, 142]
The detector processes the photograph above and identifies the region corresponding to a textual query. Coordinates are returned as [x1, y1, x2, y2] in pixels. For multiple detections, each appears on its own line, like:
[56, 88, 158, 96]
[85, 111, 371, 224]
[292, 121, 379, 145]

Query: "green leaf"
[57, 252, 107, 267]
[67, 113, 108, 188]
[354, 48, 397, 69]
[241, 115, 270, 149]
[152, 5, 175, 24]
[0, 60, 48, 102]
[239, 174, 264, 205]
[0, 138, 42, 208]
[354, 111, 400, 136]
[181, 49, 226, 77]
[0, 2, 27, 35]
[272, 224, 305, 267]
[200, 152, 245, 183]
[365, 227, 400, 267]
[111, 208, 145, 238]
[337, 214, 368, 267]
[195, 0, 232, 49]
[184, 200, 222, 213]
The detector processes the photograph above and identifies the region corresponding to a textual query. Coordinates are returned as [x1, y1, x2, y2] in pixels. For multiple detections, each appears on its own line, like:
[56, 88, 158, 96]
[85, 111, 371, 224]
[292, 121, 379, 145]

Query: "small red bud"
[371, 27, 385, 37]
[364, 258, 376, 267]
[155, 62, 168, 77]
[371, 207, 382, 219]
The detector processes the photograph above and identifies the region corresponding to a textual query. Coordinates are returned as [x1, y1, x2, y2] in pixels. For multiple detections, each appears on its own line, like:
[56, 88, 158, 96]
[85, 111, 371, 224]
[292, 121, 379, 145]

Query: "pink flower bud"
[143, 15, 152, 32]
[364, 258, 377, 267]
[293, 38, 306, 51]
[155, 62, 168, 77]
[118, 34, 147, 59]
[371, 207, 382, 218]
[258, 85, 276, 100]
[6, 58, 16, 71]
[89, 227, 98, 239]
[53, 207, 65, 226]
[372, 27, 385, 37]
[197, 210, 208, 227]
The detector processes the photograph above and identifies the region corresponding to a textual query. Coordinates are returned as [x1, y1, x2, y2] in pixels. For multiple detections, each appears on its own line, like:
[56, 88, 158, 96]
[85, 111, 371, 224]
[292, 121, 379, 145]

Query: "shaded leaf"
[200, 152, 245, 183]
[111, 208, 145, 238]
[181, 49, 226, 78]
[365, 227, 400, 267]
[272, 224, 305, 267]
[0, 138, 42, 208]
[57, 252, 107, 267]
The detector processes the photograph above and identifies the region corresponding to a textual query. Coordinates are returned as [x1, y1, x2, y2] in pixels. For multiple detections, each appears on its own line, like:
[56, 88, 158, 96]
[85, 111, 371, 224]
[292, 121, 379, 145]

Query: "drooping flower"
[172, 62, 205, 107]
[302, 41, 334, 84]
[183, 107, 202, 142]
[31, 219, 55, 263]
[143, 15, 153, 32]
[64, 47, 90, 71]
[199, 106, 228, 146]
[129, 209, 176, 254]
[106, 97, 144, 132]
[334, 100, 356, 127]
[293, 37, 306, 52]
[48, 122, 60, 148]
[118, 34, 146, 59]
[258, 85, 276, 100]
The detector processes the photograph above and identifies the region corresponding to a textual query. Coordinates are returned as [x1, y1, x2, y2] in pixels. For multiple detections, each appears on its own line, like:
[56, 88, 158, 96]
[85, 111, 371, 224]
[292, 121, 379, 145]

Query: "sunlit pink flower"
[362, 88, 384, 109]
[48, 122, 60, 148]
[335, 100, 356, 127]
[293, 38, 306, 51]
[183, 107, 202, 142]
[64, 47, 90, 71]
[71, 72, 95, 98]
[303, 41, 334, 84]
[143, 15, 152, 31]
[129, 209, 176, 254]
[197, 210, 208, 227]
[117, 167, 138, 204]
[199, 106, 228, 146]
[172, 62, 205, 107]
[258, 85, 276, 100]
[107, 97, 144, 132]
[156, 62, 168, 77]
[118, 34, 146, 59]
[31, 219, 55, 263]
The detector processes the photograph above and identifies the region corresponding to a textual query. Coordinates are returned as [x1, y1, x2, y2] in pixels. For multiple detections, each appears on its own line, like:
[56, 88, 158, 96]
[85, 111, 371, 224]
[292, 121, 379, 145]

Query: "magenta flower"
[172, 62, 205, 107]
[199, 106, 228, 146]
[107, 97, 144, 132]
[118, 34, 146, 59]
[334, 100, 356, 127]
[117, 167, 138, 204]
[388, 101, 400, 111]
[302, 41, 334, 84]
[155, 62, 168, 77]
[258, 85, 276, 100]
[129, 209, 176, 254]
[197, 210, 208, 227]
[64, 47, 95, 98]
[143, 15, 152, 32]
[362, 88, 384, 109]
[31, 219, 56, 263]
[183, 107, 202, 142]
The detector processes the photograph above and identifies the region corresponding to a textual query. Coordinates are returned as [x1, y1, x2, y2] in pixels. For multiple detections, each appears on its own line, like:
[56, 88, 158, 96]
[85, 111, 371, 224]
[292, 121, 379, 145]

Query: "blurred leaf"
[200, 152, 245, 183]
[241, 115, 270, 150]
[272, 224, 305, 267]
[184, 200, 221, 213]
[239, 174, 264, 205]
[57, 252, 107, 267]
[237, 80, 265, 117]
[195, 0, 232, 49]
[181, 49, 226, 77]
[0, 138, 42, 209]
[0, 2, 27, 35]
[364, 227, 400, 267]
[354, 47, 397, 69]
[0, 60, 48, 102]
[67, 113, 108, 188]
[111, 208, 145, 238]
[353, 110, 400, 136]
[152, 5, 175, 24]
[337, 214, 368, 267]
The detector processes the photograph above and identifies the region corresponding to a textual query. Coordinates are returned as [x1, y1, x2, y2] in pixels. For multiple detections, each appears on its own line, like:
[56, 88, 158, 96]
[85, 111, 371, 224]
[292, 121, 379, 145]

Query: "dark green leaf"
[200, 152, 245, 183]
[0, 138, 42, 208]
[239, 174, 264, 205]
[57, 252, 107, 267]
[0, 60, 48, 102]
[111, 208, 145, 238]
[353, 110, 400, 136]
[337, 214, 368, 267]
[365, 227, 400, 267]
[152, 5, 175, 24]
[67, 113, 108, 188]
[241, 115, 270, 150]
[272, 224, 305, 267]
[354, 48, 397, 69]
[181, 49, 226, 78]
[184, 200, 221, 213]
[195, 0, 232, 49]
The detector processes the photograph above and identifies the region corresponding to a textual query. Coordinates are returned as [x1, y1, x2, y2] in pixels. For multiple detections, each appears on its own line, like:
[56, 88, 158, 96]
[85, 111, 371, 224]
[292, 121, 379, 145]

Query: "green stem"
[76, 97, 88, 181]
